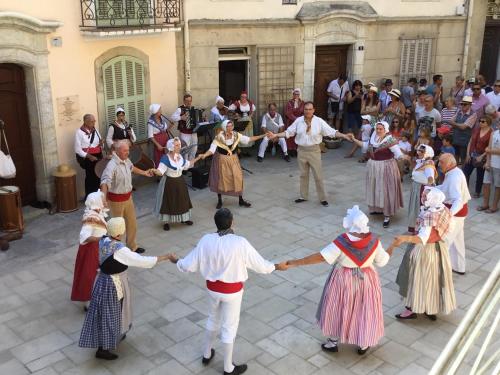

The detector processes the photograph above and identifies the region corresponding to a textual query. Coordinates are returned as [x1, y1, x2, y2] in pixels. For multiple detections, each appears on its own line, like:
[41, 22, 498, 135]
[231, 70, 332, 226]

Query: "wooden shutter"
[257, 46, 295, 118]
[102, 55, 147, 141]
[399, 38, 432, 87]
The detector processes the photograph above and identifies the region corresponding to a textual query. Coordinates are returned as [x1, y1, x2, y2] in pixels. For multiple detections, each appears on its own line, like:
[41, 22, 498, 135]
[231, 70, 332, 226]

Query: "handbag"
[0, 127, 16, 179]
[470, 152, 486, 168]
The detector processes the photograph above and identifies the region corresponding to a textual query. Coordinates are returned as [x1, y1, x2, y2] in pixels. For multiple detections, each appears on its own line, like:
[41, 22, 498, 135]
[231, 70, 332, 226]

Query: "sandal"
[476, 206, 489, 211]
[486, 208, 499, 214]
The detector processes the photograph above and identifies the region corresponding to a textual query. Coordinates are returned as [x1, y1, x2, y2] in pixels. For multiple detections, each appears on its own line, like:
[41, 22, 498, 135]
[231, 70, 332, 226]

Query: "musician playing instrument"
[148, 104, 173, 167]
[210, 96, 229, 135]
[171, 94, 199, 161]
[229, 91, 256, 149]
[200, 120, 269, 209]
[106, 107, 136, 150]
[75, 114, 103, 198]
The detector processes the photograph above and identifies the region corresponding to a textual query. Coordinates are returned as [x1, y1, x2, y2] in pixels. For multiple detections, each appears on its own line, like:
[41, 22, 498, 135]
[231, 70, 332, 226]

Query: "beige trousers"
[297, 145, 327, 201]
[108, 197, 138, 250]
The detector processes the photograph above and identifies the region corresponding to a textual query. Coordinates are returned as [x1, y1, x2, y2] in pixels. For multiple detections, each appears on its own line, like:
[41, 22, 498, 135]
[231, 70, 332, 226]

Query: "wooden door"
[313, 45, 348, 120]
[480, 22, 500, 85]
[0, 64, 37, 205]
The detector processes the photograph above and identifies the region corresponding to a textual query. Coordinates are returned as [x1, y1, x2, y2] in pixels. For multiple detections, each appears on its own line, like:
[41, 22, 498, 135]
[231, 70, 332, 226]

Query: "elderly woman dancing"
[351, 121, 409, 227]
[153, 137, 200, 231]
[283, 206, 389, 355]
[71, 191, 108, 309]
[407, 144, 437, 233]
[390, 187, 456, 321]
[200, 119, 267, 209]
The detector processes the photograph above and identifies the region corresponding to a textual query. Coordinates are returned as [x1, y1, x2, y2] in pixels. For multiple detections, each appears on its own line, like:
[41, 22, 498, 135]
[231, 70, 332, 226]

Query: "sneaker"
[135, 247, 146, 254]
[95, 349, 118, 360]
[239, 199, 251, 208]
[224, 364, 248, 375]
[321, 201, 329, 207]
[202, 348, 215, 365]
[163, 223, 170, 231]
[257, 156, 263, 162]
[284, 155, 291, 162]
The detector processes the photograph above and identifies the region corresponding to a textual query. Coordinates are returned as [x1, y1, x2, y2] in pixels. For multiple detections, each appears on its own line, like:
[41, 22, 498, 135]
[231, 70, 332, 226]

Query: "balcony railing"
[80, 0, 181, 30]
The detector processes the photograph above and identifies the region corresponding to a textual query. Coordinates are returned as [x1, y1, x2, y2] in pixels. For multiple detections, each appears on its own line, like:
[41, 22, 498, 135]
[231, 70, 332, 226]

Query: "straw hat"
[461, 96, 473, 105]
[53, 164, 76, 178]
[388, 89, 401, 99]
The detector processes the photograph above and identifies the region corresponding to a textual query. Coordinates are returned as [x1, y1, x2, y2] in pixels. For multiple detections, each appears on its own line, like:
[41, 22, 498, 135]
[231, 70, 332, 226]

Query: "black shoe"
[202, 348, 215, 365]
[163, 223, 170, 231]
[357, 347, 370, 355]
[239, 199, 251, 208]
[284, 155, 291, 162]
[295, 198, 307, 203]
[257, 156, 263, 162]
[452, 269, 466, 275]
[135, 247, 146, 254]
[369, 211, 383, 215]
[395, 312, 417, 320]
[383, 218, 390, 228]
[182, 220, 193, 226]
[425, 313, 437, 321]
[120, 334, 127, 341]
[224, 364, 248, 375]
[321, 339, 338, 353]
[95, 349, 118, 360]
[321, 201, 329, 207]
[216, 201, 223, 209]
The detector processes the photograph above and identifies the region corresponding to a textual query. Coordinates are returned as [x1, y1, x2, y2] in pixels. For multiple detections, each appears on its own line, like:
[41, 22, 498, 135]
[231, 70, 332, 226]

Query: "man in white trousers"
[257, 102, 290, 162]
[168, 208, 287, 375]
[438, 153, 471, 274]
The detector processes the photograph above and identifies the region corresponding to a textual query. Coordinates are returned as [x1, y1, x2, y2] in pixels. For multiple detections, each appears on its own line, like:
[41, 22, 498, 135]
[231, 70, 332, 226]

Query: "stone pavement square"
[0, 143, 499, 374]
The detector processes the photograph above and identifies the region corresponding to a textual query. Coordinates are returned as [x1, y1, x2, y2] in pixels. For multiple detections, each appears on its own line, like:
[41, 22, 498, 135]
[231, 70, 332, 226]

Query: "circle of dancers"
[68, 78, 498, 373]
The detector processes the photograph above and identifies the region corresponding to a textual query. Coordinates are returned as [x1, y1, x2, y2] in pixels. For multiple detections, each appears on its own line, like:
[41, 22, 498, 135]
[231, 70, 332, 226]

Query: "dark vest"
[178, 105, 193, 134]
[100, 255, 128, 275]
[452, 111, 474, 147]
[109, 122, 132, 141]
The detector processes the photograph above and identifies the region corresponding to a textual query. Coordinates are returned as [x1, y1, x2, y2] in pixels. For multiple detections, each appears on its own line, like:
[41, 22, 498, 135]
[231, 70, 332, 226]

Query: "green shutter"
[102, 55, 148, 141]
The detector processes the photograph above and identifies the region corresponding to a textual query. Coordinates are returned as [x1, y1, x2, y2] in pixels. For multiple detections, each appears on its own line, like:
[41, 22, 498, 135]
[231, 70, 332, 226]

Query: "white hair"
[114, 139, 130, 150]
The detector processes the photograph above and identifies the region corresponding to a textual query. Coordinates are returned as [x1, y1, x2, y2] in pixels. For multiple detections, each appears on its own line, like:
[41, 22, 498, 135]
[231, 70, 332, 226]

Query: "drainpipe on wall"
[183, 0, 191, 93]
[461, 0, 474, 77]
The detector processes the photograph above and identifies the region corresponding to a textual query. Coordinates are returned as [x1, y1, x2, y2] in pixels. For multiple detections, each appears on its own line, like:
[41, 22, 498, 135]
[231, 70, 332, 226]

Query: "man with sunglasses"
[486, 80, 500, 111]
[471, 83, 490, 121]
[450, 96, 477, 165]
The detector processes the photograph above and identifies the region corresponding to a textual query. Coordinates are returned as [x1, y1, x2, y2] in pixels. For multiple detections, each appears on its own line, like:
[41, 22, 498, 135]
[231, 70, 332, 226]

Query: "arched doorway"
[0, 63, 37, 204]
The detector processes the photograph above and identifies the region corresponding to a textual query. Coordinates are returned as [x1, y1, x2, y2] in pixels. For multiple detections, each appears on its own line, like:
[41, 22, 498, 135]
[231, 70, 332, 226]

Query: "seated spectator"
[257, 103, 289, 162]
[398, 132, 413, 177]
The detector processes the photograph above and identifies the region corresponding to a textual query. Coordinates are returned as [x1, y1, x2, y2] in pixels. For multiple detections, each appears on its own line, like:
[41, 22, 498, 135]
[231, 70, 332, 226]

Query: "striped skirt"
[366, 158, 403, 216]
[209, 152, 243, 196]
[407, 181, 424, 229]
[79, 273, 121, 350]
[316, 266, 384, 348]
[405, 241, 456, 315]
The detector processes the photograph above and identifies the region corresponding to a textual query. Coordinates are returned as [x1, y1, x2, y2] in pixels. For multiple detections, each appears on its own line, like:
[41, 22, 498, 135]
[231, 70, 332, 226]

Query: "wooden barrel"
[54, 175, 78, 213]
[0, 186, 24, 232]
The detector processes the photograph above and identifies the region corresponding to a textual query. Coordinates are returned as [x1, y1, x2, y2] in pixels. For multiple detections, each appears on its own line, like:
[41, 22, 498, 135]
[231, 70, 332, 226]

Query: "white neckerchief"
[369, 131, 390, 148]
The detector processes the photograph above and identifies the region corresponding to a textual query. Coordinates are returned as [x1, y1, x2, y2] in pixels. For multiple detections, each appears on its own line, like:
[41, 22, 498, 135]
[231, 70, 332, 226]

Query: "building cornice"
[0, 11, 62, 33]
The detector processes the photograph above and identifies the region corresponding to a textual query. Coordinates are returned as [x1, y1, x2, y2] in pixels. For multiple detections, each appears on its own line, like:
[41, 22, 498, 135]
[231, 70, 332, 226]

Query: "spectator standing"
[345, 80, 364, 134]
[326, 74, 349, 130]
[426, 74, 444, 110]
[440, 97, 458, 129]
[486, 80, 500, 110]
[379, 79, 393, 113]
[416, 94, 442, 139]
[479, 124, 500, 213]
[450, 76, 465, 107]
[402, 78, 417, 108]
[471, 82, 490, 122]
[450, 96, 477, 165]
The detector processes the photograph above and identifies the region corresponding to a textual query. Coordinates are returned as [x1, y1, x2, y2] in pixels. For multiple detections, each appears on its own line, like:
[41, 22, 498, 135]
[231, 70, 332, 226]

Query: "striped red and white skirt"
[316, 265, 384, 348]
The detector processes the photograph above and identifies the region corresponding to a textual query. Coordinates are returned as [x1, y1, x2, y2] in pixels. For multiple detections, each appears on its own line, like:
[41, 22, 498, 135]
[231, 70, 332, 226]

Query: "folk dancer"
[283, 205, 389, 355]
[228, 91, 256, 151]
[167, 208, 287, 375]
[270, 101, 352, 207]
[284, 88, 305, 157]
[100, 140, 155, 254]
[391, 187, 456, 321]
[79, 217, 171, 360]
[200, 120, 267, 209]
[71, 191, 108, 309]
[74, 114, 103, 198]
[153, 138, 201, 231]
[407, 144, 437, 234]
[210, 96, 229, 136]
[257, 103, 290, 162]
[148, 103, 172, 167]
[350, 121, 409, 227]
[106, 107, 136, 150]
[171, 94, 198, 161]
[437, 153, 471, 275]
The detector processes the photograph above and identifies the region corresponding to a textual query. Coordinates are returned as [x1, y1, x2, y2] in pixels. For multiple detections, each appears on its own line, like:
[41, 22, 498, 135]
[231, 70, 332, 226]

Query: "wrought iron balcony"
[80, 0, 181, 30]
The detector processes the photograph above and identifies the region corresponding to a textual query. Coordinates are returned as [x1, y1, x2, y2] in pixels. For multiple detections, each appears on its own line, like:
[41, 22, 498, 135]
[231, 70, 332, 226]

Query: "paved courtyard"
[0, 142, 498, 375]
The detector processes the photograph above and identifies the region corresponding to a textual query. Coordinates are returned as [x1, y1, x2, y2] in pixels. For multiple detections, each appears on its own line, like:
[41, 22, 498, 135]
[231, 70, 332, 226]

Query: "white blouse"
[320, 233, 389, 268]
[209, 134, 251, 153]
[79, 223, 107, 245]
[157, 154, 191, 178]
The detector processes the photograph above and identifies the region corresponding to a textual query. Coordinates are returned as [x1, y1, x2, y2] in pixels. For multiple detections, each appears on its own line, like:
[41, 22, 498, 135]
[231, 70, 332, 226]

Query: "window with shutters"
[257, 46, 295, 118]
[102, 55, 147, 141]
[399, 38, 433, 87]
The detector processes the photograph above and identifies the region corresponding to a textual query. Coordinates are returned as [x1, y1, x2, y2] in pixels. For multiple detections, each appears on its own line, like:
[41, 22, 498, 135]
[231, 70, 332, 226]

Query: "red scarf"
[333, 233, 379, 267]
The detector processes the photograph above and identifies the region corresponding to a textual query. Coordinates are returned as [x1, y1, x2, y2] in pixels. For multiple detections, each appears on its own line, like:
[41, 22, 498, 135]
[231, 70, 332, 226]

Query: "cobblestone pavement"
[1, 142, 498, 375]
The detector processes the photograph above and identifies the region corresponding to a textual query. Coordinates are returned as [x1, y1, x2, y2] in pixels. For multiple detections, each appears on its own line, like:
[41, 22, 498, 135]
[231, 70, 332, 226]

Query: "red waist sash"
[83, 146, 102, 154]
[107, 191, 132, 202]
[206, 280, 243, 294]
[444, 203, 468, 217]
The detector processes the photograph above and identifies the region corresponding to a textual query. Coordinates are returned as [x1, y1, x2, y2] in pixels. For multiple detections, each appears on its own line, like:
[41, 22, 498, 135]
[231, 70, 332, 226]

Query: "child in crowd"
[415, 126, 433, 150]
[346, 115, 373, 162]
[398, 132, 413, 177]
[437, 133, 456, 183]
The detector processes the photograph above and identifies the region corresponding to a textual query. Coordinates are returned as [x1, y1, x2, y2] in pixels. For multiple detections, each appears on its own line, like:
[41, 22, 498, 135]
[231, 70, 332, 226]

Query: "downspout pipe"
[183, 0, 191, 92]
[461, 0, 474, 77]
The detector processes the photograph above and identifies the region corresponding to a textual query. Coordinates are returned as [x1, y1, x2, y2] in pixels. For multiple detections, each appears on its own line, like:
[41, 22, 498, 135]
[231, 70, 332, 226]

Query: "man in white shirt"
[168, 208, 286, 375]
[379, 79, 393, 113]
[75, 114, 103, 198]
[171, 94, 198, 161]
[486, 80, 500, 111]
[437, 153, 471, 274]
[326, 74, 349, 129]
[270, 101, 352, 206]
[416, 95, 442, 138]
[257, 103, 289, 162]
